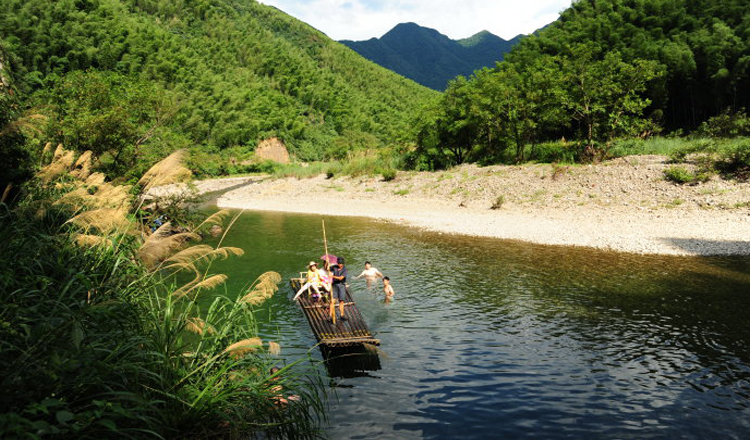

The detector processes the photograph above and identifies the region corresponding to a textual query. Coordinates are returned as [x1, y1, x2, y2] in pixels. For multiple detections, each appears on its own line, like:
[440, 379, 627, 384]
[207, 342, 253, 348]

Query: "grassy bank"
[0, 150, 324, 438]
[206, 137, 750, 184]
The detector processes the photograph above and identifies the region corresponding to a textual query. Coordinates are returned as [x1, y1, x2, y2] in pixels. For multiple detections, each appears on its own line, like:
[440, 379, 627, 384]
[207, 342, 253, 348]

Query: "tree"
[0, 47, 33, 193]
[560, 45, 664, 158]
[43, 71, 180, 177]
[413, 77, 480, 168]
[472, 57, 567, 163]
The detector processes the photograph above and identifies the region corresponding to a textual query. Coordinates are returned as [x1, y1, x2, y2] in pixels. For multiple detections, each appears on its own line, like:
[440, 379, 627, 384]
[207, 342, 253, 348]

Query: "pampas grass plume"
[138, 149, 192, 192]
[268, 341, 281, 356]
[224, 338, 263, 359]
[73, 233, 113, 248]
[68, 207, 131, 234]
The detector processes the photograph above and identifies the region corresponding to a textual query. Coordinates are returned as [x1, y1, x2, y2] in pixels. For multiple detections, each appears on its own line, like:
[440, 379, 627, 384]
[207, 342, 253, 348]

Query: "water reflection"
[321, 346, 382, 379]
[202, 210, 750, 439]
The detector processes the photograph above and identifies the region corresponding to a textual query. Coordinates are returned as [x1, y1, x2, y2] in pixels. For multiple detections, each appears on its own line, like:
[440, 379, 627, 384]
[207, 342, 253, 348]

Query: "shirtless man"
[355, 261, 384, 288]
[383, 276, 395, 300]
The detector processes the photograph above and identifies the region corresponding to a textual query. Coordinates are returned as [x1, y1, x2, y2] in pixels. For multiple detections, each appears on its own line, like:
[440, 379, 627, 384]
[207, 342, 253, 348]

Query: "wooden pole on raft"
[322, 219, 329, 262]
[322, 219, 335, 324]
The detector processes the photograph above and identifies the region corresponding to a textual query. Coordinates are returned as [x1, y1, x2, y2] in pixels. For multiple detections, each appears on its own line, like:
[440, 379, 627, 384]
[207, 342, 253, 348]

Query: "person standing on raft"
[330, 257, 348, 322]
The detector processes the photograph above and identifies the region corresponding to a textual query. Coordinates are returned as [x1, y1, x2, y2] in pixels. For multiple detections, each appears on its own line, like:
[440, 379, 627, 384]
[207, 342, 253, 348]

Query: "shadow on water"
[662, 237, 750, 257]
[321, 346, 381, 379]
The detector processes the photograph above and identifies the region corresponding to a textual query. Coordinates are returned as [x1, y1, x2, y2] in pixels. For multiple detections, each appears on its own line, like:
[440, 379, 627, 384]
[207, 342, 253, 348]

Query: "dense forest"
[0, 0, 436, 182]
[341, 23, 522, 90]
[414, 0, 750, 169]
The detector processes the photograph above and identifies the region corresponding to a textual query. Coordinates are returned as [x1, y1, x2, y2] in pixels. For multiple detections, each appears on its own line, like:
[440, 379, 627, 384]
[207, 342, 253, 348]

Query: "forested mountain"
[508, 0, 750, 130]
[341, 23, 522, 90]
[0, 0, 437, 178]
[414, 0, 750, 168]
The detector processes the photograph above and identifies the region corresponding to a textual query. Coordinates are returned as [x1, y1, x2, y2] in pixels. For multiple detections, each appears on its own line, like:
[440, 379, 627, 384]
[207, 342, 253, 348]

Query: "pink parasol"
[320, 254, 338, 265]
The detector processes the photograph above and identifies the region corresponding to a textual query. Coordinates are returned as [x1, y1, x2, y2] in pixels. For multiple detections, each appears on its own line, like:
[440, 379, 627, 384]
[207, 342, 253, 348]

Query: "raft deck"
[290, 278, 380, 348]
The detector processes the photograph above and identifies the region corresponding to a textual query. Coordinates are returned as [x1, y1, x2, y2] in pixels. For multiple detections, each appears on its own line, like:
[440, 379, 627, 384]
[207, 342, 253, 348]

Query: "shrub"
[668, 149, 689, 163]
[527, 141, 577, 164]
[696, 109, 750, 138]
[551, 163, 570, 181]
[380, 168, 397, 182]
[664, 166, 697, 184]
[490, 195, 505, 210]
[715, 140, 750, 180]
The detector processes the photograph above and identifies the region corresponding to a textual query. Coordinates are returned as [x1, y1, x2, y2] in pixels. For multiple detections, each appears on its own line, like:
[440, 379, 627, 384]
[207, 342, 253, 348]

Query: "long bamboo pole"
[322, 219, 335, 324]
[322, 219, 329, 260]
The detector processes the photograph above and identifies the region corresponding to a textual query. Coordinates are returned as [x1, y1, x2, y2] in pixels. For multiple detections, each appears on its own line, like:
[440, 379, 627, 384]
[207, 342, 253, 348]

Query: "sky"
[257, 0, 573, 41]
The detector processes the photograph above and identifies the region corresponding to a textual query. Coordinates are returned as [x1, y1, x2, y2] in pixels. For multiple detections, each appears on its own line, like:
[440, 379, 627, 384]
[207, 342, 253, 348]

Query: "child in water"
[383, 276, 395, 301]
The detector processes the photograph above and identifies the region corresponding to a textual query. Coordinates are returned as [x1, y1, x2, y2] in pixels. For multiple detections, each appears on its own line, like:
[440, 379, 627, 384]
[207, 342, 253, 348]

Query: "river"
[202, 209, 750, 439]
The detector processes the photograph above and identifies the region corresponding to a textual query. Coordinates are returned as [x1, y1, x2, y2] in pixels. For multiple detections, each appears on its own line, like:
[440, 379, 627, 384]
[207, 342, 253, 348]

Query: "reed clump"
[0, 146, 325, 438]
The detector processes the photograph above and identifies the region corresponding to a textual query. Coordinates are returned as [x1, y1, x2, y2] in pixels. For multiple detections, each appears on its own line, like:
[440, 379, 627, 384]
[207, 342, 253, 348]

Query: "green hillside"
[413, 0, 750, 168]
[0, 0, 437, 178]
[503, 0, 750, 131]
[341, 23, 522, 90]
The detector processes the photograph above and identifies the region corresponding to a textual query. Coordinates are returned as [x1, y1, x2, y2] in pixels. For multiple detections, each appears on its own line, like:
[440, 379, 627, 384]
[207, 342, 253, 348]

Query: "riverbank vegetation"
[0, 149, 324, 438]
[4, 0, 750, 186]
[409, 0, 750, 171]
[0, 0, 436, 185]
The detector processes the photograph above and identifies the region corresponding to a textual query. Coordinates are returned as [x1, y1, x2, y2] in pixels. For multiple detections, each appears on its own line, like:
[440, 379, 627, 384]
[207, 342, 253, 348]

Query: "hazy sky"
[258, 0, 573, 41]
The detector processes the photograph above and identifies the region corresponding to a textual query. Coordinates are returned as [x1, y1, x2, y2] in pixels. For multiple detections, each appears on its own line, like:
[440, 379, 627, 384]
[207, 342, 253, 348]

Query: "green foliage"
[187, 146, 262, 178]
[0, 0, 436, 178]
[380, 168, 397, 182]
[608, 137, 716, 159]
[696, 109, 750, 138]
[415, 45, 663, 167]
[412, 77, 478, 168]
[490, 195, 505, 210]
[527, 141, 579, 164]
[506, 0, 750, 131]
[664, 165, 698, 184]
[0, 46, 34, 191]
[715, 140, 750, 179]
[558, 47, 664, 156]
[40, 70, 185, 178]
[411, 0, 750, 169]
[0, 180, 324, 438]
[266, 151, 401, 181]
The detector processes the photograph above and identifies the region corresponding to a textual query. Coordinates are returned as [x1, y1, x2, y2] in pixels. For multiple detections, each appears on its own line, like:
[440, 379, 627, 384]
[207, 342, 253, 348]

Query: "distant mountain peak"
[340, 23, 524, 90]
[458, 30, 501, 47]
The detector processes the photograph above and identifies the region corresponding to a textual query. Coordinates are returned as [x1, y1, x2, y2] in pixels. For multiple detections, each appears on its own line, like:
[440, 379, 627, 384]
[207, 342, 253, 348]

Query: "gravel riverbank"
[161, 156, 750, 256]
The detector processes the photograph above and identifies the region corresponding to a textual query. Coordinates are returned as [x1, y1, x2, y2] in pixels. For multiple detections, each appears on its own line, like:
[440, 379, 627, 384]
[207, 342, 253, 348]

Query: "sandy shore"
[170, 156, 750, 256]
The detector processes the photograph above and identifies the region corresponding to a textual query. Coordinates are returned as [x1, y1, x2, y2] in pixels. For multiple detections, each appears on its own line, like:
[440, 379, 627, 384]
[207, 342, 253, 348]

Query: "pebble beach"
[155, 156, 750, 256]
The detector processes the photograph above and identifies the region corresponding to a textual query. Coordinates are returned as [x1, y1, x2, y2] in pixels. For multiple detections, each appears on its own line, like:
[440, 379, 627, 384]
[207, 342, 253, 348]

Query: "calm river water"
[203, 209, 750, 439]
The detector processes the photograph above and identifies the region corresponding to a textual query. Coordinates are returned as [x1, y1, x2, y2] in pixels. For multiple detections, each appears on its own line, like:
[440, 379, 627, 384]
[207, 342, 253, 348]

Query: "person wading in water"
[355, 261, 384, 288]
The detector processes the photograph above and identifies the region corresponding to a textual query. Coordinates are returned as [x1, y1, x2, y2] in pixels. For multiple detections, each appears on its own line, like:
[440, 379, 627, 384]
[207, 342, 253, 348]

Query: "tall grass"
[0, 148, 325, 438]
[266, 150, 402, 181]
[514, 136, 750, 165]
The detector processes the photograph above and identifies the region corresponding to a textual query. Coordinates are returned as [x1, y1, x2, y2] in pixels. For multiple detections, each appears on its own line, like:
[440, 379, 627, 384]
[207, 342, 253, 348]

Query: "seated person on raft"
[294, 261, 326, 300]
[319, 261, 333, 297]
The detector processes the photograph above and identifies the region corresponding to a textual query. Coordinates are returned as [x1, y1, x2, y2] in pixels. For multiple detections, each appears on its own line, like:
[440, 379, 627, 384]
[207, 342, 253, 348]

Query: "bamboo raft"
[290, 278, 380, 348]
